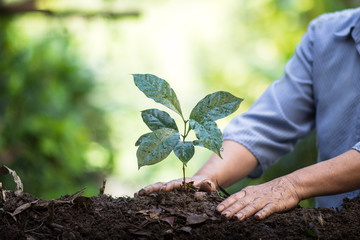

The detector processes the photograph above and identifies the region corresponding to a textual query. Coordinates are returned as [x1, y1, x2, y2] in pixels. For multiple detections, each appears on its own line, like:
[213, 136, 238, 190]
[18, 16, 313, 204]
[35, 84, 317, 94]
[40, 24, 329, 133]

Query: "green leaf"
[192, 140, 204, 148]
[189, 119, 223, 158]
[141, 109, 178, 131]
[173, 141, 195, 165]
[135, 128, 180, 168]
[133, 74, 183, 118]
[135, 132, 151, 147]
[190, 91, 243, 123]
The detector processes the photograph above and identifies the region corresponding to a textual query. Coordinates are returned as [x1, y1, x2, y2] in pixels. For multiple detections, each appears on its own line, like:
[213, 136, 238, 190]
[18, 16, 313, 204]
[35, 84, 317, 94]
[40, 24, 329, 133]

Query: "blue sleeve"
[223, 20, 317, 178]
[352, 142, 360, 152]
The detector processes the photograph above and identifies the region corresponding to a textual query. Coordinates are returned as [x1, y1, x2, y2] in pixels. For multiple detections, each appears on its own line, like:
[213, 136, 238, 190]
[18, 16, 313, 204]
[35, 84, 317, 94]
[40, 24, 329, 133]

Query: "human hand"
[216, 176, 301, 221]
[135, 176, 216, 196]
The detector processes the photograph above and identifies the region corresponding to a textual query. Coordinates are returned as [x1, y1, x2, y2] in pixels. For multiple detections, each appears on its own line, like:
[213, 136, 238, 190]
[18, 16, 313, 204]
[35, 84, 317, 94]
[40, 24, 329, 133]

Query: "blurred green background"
[0, 0, 359, 206]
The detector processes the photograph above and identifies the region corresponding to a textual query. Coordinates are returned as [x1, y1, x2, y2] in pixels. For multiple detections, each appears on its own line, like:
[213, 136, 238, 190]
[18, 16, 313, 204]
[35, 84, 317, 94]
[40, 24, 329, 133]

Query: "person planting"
[137, 8, 360, 221]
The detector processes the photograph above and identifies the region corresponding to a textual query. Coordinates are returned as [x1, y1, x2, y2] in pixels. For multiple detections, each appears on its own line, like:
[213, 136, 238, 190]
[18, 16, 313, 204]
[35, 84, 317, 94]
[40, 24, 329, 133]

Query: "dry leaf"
[186, 213, 209, 225]
[149, 212, 159, 220]
[180, 226, 192, 233]
[11, 200, 39, 216]
[160, 216, 175, 226]
[128, 228, 152, 236]
[318, 213, 325, 227]
[0, 165, 23, 195]
[137, 209, 150, 214]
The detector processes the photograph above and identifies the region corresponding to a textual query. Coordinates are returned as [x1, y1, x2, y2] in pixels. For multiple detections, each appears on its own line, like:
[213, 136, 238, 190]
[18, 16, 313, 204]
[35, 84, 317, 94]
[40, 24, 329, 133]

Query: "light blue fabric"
[223, 8, 360, 209]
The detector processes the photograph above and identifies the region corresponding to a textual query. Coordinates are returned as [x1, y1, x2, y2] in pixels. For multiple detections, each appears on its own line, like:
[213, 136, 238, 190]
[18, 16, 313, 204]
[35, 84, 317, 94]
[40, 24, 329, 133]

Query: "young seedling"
[133, 74, 243, 190]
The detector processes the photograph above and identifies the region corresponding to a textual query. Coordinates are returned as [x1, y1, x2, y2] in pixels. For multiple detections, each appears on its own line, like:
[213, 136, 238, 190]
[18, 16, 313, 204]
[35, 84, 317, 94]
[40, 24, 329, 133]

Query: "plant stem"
[182, 120, 188, 142]
[182, 119, 188, 189]
[182, 163, 186, 187]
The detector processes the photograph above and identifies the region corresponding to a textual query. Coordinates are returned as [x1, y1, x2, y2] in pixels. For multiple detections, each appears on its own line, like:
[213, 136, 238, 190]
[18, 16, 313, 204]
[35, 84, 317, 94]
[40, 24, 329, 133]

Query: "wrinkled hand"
[135, 176, 216, 196]
[217, 176, 301, 221]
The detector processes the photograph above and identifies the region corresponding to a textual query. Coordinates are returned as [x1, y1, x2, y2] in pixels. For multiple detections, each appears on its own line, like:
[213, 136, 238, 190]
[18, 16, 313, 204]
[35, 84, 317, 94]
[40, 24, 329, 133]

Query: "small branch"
[0, 1, 140, 19]
[68, 186, 87, 200]
[0, 0, 51, 14]
[47, 200, 55, 223]
[43, 10, 140, 19]
[99, 179, 106, 195]
[182, 120, 192, 141]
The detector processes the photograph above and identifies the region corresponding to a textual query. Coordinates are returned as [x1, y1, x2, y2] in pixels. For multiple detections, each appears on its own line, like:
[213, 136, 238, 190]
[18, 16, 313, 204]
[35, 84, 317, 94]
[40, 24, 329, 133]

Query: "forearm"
[194, 140, 258, 188]
[288, 149, 360, 200]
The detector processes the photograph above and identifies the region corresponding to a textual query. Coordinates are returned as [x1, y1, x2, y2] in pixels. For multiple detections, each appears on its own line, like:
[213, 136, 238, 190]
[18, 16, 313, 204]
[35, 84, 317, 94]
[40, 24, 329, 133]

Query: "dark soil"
[1, 188, 360, 239]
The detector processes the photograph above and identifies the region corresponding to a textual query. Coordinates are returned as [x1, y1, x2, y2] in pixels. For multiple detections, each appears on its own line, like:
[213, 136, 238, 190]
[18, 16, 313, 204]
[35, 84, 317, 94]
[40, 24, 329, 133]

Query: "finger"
[162, 177, 207, 191]
[216, 190, 246, 214]
[220, 195, 253, 219]
[135, 182, 165, 196]
[160, 179, 183, 192]
[254, 203, 279, 220]
[234, 198, 262, 221]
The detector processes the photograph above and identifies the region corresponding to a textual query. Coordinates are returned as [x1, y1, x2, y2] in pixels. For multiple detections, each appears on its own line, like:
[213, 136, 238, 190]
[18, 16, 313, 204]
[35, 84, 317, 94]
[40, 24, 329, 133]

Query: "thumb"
[199, 180, 216, 192]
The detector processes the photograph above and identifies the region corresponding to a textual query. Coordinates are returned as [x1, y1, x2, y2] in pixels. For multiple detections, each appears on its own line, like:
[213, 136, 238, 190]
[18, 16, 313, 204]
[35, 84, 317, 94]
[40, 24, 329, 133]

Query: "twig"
[24, 222, 44, 233]
[47, 200, 55, 223]
[216, 179, 230, 197]
[0, 1, 140, 19]
[99, 179, 106, 195]
[68, 186, 87, 200]
[50, 223, 73, 231]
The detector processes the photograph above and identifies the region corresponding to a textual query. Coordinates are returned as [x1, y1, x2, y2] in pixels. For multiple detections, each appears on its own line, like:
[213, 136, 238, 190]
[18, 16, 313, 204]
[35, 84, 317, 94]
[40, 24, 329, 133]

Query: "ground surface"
[1, 188, 360, 239]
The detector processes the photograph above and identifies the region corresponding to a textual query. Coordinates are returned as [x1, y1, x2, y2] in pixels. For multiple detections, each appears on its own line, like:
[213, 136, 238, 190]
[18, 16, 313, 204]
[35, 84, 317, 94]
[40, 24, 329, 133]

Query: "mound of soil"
[1, 188, 360, 239]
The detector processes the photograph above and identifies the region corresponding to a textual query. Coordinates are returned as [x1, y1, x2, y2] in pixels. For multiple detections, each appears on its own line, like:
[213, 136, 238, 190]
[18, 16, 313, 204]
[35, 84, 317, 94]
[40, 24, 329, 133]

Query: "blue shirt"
[223, 8, 360, 209]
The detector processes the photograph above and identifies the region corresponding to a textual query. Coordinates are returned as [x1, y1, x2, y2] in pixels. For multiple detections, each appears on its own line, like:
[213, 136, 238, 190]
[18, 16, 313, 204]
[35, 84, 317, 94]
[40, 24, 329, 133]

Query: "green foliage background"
[0, 16, 114, 199]
[0, 0, 359, 203]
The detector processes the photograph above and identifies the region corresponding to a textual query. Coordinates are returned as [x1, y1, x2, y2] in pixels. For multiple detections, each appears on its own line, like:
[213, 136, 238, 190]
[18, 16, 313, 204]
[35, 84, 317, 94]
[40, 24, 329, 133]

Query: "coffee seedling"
[133, 74, 243, 190]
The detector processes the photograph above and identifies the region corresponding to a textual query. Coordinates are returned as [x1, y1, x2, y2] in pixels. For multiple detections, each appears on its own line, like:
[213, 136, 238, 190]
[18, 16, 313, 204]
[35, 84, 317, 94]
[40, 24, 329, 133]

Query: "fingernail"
[235, 213, 244, 221]
[160, 185, 166, 191]
[137, 189, 146, 196]
[217, 205, 224, 212]
[199, 180, 213, 192]
[222, 211, 230, 218]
